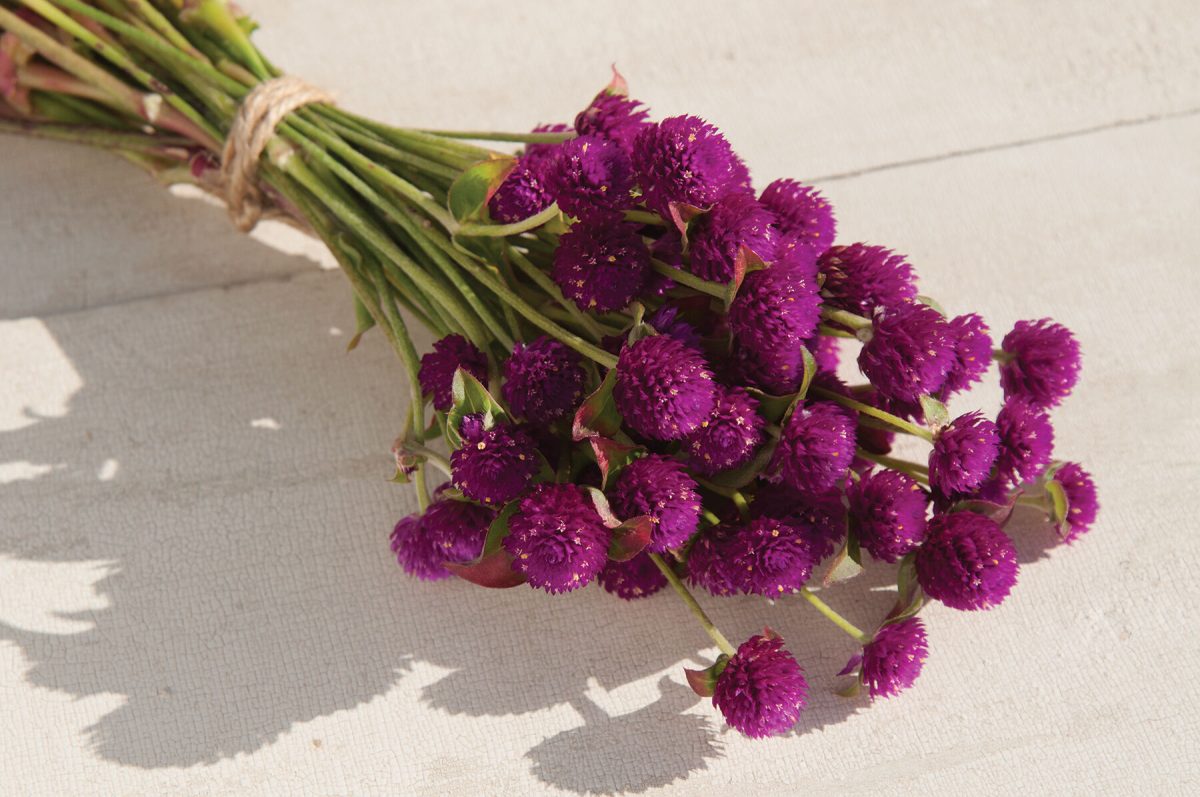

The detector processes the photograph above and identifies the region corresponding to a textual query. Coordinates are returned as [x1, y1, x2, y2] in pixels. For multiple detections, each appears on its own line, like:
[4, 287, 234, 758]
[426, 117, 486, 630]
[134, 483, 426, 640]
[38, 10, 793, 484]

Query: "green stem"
[506, 245, 604, 342]
[419, 129, 576, 144]
[457, 204, 561, 237]
[820, 306, 873, 332]
[817, 324, 858, 339]
[0, 119, 189, 153]
[648, 553, 736, 657]
[624, 209, 665, 226]
[856, 449, 930, 484]
[810, 386, 934, 442]
[650, 259, 725, 299]
[799, 587, 870, 645]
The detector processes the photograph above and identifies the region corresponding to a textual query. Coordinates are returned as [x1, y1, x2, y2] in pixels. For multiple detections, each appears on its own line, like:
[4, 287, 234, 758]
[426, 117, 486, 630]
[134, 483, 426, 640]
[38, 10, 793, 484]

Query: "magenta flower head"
[597, 551, 667, 600]
[686, 385, 766, 476]
[771, 401, 856, 496]
[504, 483, 612, 593]
[916, 512, 1019, 610]
[938, 313, 993, 400]
[713, 632, 808, 738]
[811, 335, 841, 374]
[858, 302, 955, 404]
[418, 334, 489, 411]
[552, 220, 650, 313]
[728, 517, 818, 596]
[574, 91, 650, 153]
[686, 524, 741, 596]
[646, 304, 703, 350]
[861, 617, 929, 699]
[848, 469, 929, 563]
[609, 454, 701, 552]
[502, 337, 587, 426]
[687, 193, 777, 282]
[759, 178, 836, 255]
[728, 258, 822, 393]
[995, 396, 1055, 484]
[614, 334, 717, 440]
[450, 415, 539, 505]
[1053, 462, 1099, 542]
[819, 244, 917, 317]
[929, 411, 1001, 496]
[390, 497, 492, 581]
[487, 124, 565, 223]
[752, 485, 848, 563]
[999, 318, 1082, 408]
[633, 115, 745, 214]
[545, 134, 636, 221]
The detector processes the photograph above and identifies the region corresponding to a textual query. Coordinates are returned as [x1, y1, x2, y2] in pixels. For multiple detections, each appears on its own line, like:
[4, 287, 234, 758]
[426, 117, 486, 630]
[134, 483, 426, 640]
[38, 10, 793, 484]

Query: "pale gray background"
[1, 1, 1198, 794]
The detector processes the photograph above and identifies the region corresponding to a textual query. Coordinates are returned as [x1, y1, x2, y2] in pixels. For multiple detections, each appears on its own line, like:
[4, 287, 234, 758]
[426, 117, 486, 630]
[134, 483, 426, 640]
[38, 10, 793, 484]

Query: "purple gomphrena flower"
[713, 633, 808, 738]
[811, 335, 841, 374]
[487, 124, 566, 223]
[687, 524, 741, 596]
[848, 469, 929, 563]
[728, 517, 818, 596]
[999, 318, 1082, 409]
[614, 334, 716, 440]
[939, 313, 993, 400]
[858, 302, 955, 404]
[686, 385, 765, 476]
[552, 220, 650, 313]
[1053, 462, 1099, 542]
[574, 91, 651, 153]
[597, 552, 667, 600]
[610, 454, 701, 552]
[771, 401, 856, 496]
[995, 396, 1055, 484]
[759, 178, 836, 255]
[647, 304, 703, 350]
[504, 483, 612, 593]
[450, 415, 539, 505]
[728, 259, 822, 394]
[929, 411, 1001, 496]
[753, 485, 847, 563]
[687, 193, 777, 282]
[633, 115, 744, 215]
[545, 134, 636, 221]
[502, 337, 587, 426]
[390, 498, 492, 581]
[418, 334, 488, 412]
[915, 512, 1019, 610]
[861, 618, 929, 699]
[819, 244, 917, 318]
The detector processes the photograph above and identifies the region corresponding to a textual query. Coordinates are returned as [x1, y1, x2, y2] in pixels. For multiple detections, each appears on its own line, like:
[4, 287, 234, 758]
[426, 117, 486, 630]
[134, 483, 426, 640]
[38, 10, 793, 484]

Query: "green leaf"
[705, 435, 778, 490]
[887, 554, 925, 622]
[1046, 478, 1070, 529]
[445, 502, 524, 588]
[684, 655, 729, 697]
[447, 156, 517, 223]
[723, 245, 768, 310]
[916, 294, 946, 316]
[572, 368, 623, 440]
[796, 346, 818, 402]
[608, 515, 654, 561]
[822, 533, 864, 587]
[347, 294, 376, 352]
[918, 394, 950, 430]
[588, 436, 641, 490]
[445, 368, 508, 450]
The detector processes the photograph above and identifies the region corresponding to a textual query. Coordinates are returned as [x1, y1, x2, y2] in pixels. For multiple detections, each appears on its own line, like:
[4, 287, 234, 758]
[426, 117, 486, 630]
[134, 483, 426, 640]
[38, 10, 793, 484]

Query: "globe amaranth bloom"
[632, 115, 746, 215]
[390, 497, 492, 581]
[915, 511, 1019, 610]
[770, 401, 856, 496]
[504, 483, 612, 593]
[713, 633, 808, 738]
[858, 302, 955, 404]
[502, 336, 587, 426]
[818, 244, 917, 318]
[597, 551, 667, 600]
[614, 334, 716, 440]
[728, 258, 822, 393]
[418, 334, 489, 411]
[574, 91, 650, 153]
[727, 517, 818, 596]
[999, 318, 1082, 408]
[687, 193, 777, 282]
[1053, 462, 1099, 542]
[928, 411, 1000, 496]
[759, 178, 836, 255]
[861, 617, 929, 699]
[995, 396, 1055, 484]
[544, 134, 637, 221]
[609, 454, 701, 552]
[487, 123, 566, 223]
[686, 523, 741, 596]
[751, 484, 848, 563]
[938, 313, 993, 400]
[450, 415, 539, 505]
[552, 219, 650, 312]
[811, 335, 841, 374]
[848, 468, 929, 563]
[685, 385, 765, 476]
[646, 304, 703, 350]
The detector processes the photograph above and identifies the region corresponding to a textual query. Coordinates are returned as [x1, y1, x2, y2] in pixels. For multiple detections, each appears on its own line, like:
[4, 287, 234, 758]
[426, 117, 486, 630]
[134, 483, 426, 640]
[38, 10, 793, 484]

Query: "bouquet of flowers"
[0, 0, 1099, 738]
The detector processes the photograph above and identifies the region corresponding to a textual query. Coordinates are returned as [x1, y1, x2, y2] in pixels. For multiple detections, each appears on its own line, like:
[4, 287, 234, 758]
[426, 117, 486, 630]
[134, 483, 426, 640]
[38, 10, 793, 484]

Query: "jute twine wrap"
[219, 75, 334, 231]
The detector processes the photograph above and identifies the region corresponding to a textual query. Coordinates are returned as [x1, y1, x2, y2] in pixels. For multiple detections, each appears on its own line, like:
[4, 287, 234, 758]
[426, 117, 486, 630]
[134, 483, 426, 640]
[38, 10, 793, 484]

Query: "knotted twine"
[219, 75, 334, 231]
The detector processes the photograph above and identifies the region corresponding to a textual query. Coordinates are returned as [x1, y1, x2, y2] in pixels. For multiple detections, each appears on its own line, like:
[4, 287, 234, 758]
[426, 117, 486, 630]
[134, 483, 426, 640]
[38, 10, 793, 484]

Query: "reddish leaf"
[572, 368, 622, 440]
[445, 548, 525, 589]
[608, 515, 653, 562]
[666, 201, 704, 242]
[588, 436, 638, 489]
[684, 654, 729, 697]
[604, 64, 629, 97]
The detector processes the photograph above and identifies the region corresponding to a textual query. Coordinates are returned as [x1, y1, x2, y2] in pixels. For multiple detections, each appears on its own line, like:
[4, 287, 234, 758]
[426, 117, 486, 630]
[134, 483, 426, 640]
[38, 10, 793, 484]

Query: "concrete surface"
[1, 1, 1198, 794]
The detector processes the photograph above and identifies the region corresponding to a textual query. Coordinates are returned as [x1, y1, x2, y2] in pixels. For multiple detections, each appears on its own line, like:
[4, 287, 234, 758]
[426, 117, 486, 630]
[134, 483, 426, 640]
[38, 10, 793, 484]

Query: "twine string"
[219, 75, 334, 231]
